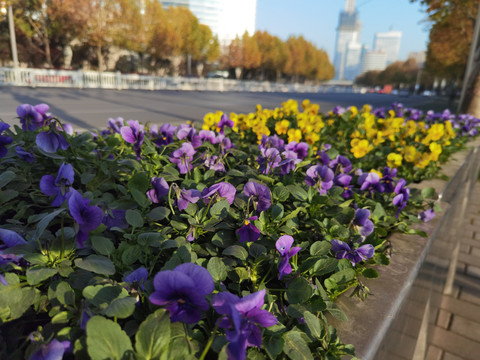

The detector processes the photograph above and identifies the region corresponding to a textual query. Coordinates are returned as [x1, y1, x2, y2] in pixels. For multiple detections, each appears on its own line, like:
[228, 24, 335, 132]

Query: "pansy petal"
[235, 289, 266, 313]
[275, 235, 293, 255]
[39, 175, 58, 196]
[0, 228, 27, 247]
[175, 263, 214, 295]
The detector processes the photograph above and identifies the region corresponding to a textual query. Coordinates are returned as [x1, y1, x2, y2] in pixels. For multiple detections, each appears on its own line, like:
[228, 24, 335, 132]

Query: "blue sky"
[255, 0, 431, 62]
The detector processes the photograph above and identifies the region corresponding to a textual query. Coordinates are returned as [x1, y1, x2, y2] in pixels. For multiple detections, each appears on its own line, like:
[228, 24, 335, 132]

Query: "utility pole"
[458, 3, 480, 115]
[7, 4, 19, 68]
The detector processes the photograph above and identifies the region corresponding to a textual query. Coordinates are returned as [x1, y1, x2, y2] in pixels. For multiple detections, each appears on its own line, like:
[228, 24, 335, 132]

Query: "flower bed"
[0, 100, 479, 360]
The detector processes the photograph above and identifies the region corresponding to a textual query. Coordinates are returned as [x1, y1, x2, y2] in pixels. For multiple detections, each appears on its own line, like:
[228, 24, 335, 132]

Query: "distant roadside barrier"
[0, 67, 359, 93]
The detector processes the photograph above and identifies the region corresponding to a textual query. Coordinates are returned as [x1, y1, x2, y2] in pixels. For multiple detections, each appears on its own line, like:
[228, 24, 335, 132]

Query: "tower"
[334, 0, 362, 80]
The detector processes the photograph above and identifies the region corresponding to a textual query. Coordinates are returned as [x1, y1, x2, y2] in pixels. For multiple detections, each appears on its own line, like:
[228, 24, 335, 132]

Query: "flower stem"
[199, 322, 219, 360]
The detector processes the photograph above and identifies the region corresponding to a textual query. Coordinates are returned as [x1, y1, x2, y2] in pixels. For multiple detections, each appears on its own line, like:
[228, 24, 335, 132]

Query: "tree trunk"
[97, 44, 103, 72]
[44, 35, 52, 68]
[466, 63, 480, 117]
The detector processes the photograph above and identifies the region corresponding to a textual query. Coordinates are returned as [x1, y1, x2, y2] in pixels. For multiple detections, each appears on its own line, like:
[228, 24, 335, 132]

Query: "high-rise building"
[361, 50, 388, 73]
[334, 0, 363, 80]
[373, 31, 402, 65]
[162, 0, 257, 46]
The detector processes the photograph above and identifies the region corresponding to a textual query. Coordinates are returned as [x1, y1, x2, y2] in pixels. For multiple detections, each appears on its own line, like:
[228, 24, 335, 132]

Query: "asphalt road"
[0, 86, 452, 131]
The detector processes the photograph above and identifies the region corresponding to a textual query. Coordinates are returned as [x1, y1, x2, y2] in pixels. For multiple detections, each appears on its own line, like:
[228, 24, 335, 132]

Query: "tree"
[83, 0, 122, 71]
[410, 0, 480, 114]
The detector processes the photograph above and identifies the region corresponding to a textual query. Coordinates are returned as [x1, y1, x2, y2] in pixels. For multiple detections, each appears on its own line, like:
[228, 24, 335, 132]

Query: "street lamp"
[1, 1, 19, 68]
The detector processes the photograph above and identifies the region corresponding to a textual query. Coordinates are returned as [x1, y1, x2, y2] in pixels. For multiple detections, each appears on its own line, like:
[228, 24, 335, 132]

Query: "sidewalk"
[426, 180, 480, 360]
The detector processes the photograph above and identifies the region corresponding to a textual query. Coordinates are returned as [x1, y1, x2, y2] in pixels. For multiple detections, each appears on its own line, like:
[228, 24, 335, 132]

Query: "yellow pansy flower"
[305, 132, 320, 145]
[275, 120, 290, 135]
[350, 139, 373, 158]
[387, 153, 403, 168]
[287, 128, 302, 143]
[429, 142, 442, 161]
[403, 146, 417, 162]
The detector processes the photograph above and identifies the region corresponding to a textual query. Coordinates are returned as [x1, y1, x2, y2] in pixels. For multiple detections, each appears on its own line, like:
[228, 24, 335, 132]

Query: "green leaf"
[421, 187, 435, 199]
[0, 171, 15, 188]
[310, 241, 331, 256]
[31, 208, 66, 242]
[135, 309, 171, 360]
[211, 230, 236, 248]
[86, 316, 133, 360]
[210, 199, 230, 217]
[328, 268, 356, 285]
[313, 258, 338, 276]
[249, 243, 267, 258]
[257, 174, 275, 184]
[75, 255, 115, 275]
[105, 297, 137, 319]
[286, 277, 313, 304]
[26, 266, 58, 285]
[91, 236, 115, 256]
[273, 184, 289, 202]
[223, 245, 248, 260]
[121, 245, 142, 265]
[131, 188, 149, 208]
[282, 331, 314, 360]
[270, 204, 284, 220]
[147, 207, 171, 221]
[297, 256, 322, 273]
[327, 304, 348, 321]
[0, 189, 19, 204]
[83, 285, 127, 309]
[207, 257, 228, 282]
[126, 209, 144, 228]
[128, 172, 150, 193]
[170, 220, 188, 231]
[373, 202, 386, 221]
[264, 336, 284, 359]
[286, 185, 308, 201]
[373, 253, 390, 265]
[303, 311, 323, 339]
[362, 268, 379, 278]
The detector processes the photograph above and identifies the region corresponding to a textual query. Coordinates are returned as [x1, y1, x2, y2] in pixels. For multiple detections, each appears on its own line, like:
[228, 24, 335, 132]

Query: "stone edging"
[330, 137, 480, 360]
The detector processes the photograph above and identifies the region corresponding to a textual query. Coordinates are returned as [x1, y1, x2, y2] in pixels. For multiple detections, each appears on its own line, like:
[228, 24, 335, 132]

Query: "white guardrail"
[0, 67, 357, 93]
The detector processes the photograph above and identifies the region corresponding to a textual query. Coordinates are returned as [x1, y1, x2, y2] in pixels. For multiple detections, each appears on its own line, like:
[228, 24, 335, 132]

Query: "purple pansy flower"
[354, 208, 374, 237]
[258, 147, 281, 175]
[332, 106, 346, 115]
[30, 339, 70, 360]
[120, 120, 144, 160]
[237, 216, 260, 242]
[419, 208, 435, 222]
[285, 141, 309, 160]
[243, 181, 271, 212]
[381, 167, 397, 193]
[153, 123, 177, 147]
[330, 239, 374, 266]
[68, 189, 103, 248]
[124, 267, 148, 290]
[305, 165, 334, 195]
[107, 117, 124, 134]
[276, 235, 301, 279]
[170, 142, 196, 174]
[149, 263, 214, 323]
[175, 187, 202, 211]
[146, 177, 169, 203]
[215, 134, 234, 155]
[393, 178, 410, 216]
[16, 103, 50, 131]
[259, 134, 284, 151]
[176, 124, 202, 147]
[39, 162, 75, 206]
[213, 289, 278, 360]
[358, 172, 385, 194]
[199, 130, 217, 144]
[329, 155, 353, 174]
[334, 174, 354, 198]
[15, 146, 35, 162]
[279, 150, 301, 175]
[36, 129, 69, 153]
[102, 209, 128, 229]
[217, 114, 234, 133]
[0, 123, 13, 158]
[202, 153, 226, 172]
[0, 228, 28, 285]
[202, 182, 236, 205]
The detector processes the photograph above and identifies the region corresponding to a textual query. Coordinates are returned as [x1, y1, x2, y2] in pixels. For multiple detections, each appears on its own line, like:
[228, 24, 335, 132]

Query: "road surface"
[0, 87, 451, 131]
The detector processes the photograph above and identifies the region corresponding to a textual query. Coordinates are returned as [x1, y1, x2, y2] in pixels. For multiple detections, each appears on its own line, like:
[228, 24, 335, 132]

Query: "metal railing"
[0, 67, 355, 93]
